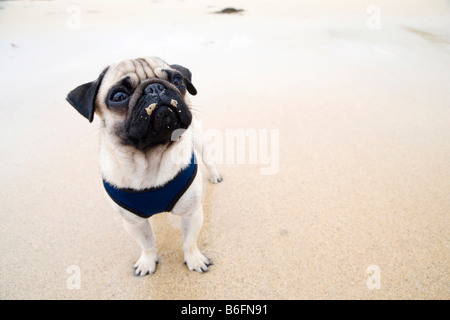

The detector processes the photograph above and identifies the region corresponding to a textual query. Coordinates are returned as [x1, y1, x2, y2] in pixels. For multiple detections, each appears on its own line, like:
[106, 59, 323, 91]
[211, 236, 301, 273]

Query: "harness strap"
[103, 153, 197, 218]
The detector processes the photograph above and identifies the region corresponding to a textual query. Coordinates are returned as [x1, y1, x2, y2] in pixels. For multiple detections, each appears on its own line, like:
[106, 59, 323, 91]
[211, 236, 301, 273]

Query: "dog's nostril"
[145, 83, 165, 95]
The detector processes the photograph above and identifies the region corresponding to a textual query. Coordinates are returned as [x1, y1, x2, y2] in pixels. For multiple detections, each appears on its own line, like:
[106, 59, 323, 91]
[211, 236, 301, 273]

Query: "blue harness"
[103, 153, 197, 218]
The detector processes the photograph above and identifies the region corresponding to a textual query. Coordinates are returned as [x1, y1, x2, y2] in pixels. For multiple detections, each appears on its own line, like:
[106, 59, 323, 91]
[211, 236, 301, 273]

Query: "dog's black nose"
[145, 83, 165, 96]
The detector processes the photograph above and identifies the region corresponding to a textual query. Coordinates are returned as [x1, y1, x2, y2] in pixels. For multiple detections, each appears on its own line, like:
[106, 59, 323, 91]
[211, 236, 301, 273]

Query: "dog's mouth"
[118, 84, 192, 149]
[146, 103, 184, 138]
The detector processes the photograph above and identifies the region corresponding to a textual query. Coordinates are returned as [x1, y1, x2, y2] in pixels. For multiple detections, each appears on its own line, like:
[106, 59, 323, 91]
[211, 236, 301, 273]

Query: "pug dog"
[66, 57, 222, 276]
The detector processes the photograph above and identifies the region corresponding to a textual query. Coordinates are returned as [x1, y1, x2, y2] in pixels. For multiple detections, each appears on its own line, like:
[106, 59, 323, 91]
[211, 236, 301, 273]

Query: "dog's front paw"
[133, 251, 158, 276]
[184, 249, 212, 273]
[208, 174, 223, 184]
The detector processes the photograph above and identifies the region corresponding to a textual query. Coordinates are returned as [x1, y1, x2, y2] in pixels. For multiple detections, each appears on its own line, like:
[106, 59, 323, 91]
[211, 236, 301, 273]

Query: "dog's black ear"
[170, 64, 197, 96]
[66, 67, 109, 122]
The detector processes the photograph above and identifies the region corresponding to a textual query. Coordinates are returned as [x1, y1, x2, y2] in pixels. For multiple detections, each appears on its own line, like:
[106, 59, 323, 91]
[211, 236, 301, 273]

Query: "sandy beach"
[1, 0, 449, 299]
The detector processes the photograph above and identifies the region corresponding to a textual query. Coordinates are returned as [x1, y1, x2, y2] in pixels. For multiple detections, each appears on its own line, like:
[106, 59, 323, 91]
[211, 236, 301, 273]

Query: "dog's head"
[67, 57, 197, 150]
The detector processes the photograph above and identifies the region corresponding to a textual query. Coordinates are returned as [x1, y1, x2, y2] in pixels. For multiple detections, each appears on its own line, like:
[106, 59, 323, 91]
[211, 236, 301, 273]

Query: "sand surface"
[1, 0, 449, 299]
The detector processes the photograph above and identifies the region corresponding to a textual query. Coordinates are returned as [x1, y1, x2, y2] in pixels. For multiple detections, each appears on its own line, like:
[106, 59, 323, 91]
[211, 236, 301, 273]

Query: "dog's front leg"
[192, 120, 223, 184]
[122, 211, 158, 276]
[181, 205, 212, 272]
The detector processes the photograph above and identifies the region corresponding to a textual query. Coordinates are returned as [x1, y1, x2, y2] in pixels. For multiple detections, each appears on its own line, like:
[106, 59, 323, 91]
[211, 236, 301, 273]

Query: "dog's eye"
[111, 91, 129, 102]
[172, 76, 183, 87]
[107, 89, 131, 109]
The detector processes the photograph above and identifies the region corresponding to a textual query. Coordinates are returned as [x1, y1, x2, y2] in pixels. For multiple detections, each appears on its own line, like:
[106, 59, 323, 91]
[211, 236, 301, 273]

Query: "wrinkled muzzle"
[119, 80, 192, 149]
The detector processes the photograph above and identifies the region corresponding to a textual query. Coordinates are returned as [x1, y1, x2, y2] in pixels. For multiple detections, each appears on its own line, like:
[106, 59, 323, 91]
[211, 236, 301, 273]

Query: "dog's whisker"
[189, 104, 208, 118]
